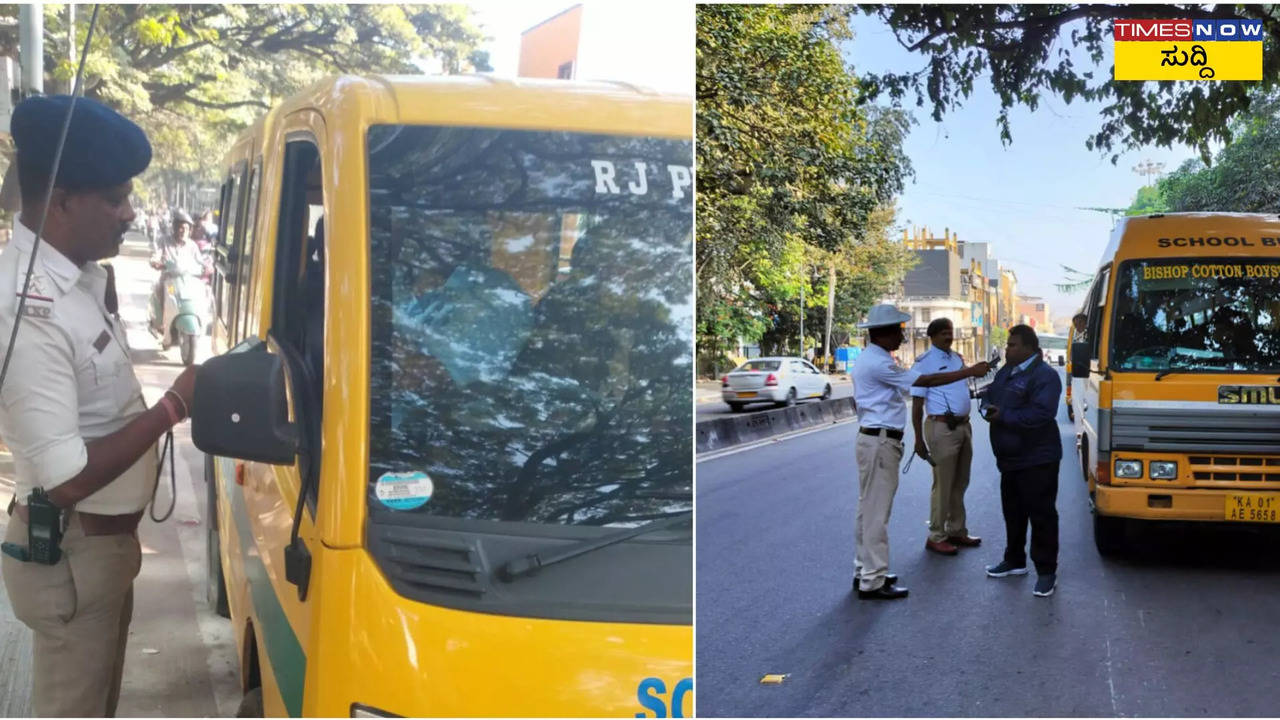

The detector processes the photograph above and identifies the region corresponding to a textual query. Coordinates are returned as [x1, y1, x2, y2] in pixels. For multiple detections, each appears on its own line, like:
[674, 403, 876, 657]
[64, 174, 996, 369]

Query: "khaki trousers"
[854, 432, 902, 591]
[2, 513, 141, 717]
[924, 418, 973, 543]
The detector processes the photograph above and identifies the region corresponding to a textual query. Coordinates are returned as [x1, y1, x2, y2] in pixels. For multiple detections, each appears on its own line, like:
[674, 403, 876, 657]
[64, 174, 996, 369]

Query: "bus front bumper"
[1096, 484, 1280, 523]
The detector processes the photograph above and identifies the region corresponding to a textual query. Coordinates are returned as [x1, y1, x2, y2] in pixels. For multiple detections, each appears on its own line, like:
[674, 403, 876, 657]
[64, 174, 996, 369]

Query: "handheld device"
[27, 487, 63, 565]
[987, 348, 1002, 372]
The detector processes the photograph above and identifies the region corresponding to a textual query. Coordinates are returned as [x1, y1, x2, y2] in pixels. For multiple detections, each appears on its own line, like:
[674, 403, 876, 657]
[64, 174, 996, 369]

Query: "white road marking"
[1103, 598, 1120, 716]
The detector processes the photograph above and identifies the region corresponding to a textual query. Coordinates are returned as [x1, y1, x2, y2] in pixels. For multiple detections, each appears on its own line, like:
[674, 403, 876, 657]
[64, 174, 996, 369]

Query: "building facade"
[518, 5, 584, 80]
[1016, 295, 1052, 330]
[881, 227, 986, 363]
[999, 267, 1018, 330]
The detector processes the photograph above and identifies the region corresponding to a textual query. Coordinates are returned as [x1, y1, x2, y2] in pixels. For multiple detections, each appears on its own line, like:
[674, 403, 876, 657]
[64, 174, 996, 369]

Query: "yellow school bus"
[1074, 213, 1280, 555]
[193, 75, 693, 717]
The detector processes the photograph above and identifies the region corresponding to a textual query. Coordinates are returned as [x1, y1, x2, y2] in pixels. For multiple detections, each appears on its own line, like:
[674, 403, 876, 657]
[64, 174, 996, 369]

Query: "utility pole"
[19, 3, 43, 96]
[823, 264, 835, 370]
[798, 280, 804, 358]
[66, 4, 74, 93]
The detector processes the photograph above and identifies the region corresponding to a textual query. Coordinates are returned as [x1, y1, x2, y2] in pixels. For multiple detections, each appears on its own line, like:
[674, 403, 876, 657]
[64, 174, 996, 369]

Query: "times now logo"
[1113, 19, 1263, 41]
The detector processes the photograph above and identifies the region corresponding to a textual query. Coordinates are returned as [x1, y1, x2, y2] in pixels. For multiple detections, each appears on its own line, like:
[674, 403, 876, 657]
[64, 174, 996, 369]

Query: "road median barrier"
[696, 397, 858, 454]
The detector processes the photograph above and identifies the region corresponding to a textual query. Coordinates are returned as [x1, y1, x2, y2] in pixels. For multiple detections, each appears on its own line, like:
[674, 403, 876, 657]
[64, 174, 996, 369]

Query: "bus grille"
[1111, 406, 1280, 454]
[1189, 455, 1280, 482]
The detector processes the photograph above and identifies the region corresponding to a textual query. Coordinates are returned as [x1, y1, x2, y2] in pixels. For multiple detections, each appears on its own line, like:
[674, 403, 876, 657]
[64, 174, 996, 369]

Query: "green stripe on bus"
[221, 458, 307, 717]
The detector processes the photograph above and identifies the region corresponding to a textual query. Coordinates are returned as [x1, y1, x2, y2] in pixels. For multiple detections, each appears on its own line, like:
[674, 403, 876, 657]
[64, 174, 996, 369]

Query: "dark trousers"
[1000, 462, 1059, 574]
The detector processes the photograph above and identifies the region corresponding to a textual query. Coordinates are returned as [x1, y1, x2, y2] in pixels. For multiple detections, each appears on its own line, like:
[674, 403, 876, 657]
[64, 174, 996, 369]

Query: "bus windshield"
[1111, 258, 1280, 372]
[367, 124, 693, 528]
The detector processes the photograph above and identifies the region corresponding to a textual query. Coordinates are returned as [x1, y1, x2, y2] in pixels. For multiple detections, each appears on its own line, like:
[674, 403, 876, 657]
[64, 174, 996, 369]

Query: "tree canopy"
[696, 4, 916, 368]
[1122, 92, 1280, 213]
[1125, 184, 1169, 216]
[860, 4, 1280, 163]
[3, 4, 491, 198]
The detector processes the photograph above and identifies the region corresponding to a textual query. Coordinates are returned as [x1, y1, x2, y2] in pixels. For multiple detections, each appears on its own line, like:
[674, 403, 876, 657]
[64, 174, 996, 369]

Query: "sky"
[845, 13, 1203, 323]
[470, 2, 694, 94]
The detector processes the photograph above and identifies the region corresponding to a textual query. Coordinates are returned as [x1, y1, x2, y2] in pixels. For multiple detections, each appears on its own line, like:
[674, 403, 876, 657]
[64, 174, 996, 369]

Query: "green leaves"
[697, 5, 915, 365]
[861, 4, 1280, 164]
[31, 4, 489, 193]
[1155, 92, 1280, 212]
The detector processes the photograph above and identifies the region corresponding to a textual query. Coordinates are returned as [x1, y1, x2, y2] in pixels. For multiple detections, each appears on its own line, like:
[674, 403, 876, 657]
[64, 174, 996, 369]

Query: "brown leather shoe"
[948, 535, 982, 547]
[925, 539, 959, 555]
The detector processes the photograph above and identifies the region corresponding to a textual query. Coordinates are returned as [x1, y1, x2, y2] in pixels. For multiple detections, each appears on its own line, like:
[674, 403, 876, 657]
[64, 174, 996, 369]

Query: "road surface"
[696, 371, 1280, 716]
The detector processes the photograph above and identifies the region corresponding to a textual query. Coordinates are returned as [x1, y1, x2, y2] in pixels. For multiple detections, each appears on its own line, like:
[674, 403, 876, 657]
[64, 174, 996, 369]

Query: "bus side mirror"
[192, 342, 299, 465]
[1070, 342, 1092, 379]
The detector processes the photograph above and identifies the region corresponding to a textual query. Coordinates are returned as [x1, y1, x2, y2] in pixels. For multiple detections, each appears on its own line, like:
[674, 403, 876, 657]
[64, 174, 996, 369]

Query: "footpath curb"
[695, 397, 857, 454]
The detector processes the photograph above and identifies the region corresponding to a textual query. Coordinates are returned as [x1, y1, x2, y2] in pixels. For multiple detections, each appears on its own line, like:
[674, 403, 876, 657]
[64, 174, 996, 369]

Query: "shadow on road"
[1103, 520, 1280, 572]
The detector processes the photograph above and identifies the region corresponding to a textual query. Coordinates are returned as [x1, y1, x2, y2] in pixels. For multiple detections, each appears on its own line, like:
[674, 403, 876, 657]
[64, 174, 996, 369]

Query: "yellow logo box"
[1114, 41, 1261, 81]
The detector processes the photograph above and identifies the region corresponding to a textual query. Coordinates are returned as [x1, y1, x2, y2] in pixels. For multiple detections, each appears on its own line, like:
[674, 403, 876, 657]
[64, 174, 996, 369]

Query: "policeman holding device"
[0, 94, 197, 717]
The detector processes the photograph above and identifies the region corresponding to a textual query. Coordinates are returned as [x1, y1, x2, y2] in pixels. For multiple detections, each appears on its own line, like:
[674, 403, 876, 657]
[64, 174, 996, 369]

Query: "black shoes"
[1033, 574, 1057, 597]
[852, 573, 897, 589]
[856, 583, 909, 600]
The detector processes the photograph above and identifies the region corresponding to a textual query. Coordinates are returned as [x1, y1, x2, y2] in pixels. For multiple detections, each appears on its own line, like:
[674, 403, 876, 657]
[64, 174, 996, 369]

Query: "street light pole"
[19, 3, 44, 96]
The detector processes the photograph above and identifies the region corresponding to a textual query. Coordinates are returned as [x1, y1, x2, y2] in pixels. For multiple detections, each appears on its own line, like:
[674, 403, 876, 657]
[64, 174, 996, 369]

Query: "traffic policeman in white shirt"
[910, 318, 983, 556]
[851, 305, 989, 600]
[0, 95, 198, 717]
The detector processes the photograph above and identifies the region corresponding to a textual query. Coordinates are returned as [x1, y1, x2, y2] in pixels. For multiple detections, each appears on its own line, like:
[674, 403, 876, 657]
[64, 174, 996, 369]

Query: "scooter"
[150, 259, 210, 366]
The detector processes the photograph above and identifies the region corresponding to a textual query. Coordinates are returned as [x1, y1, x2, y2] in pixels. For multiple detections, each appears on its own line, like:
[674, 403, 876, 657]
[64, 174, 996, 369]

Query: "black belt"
[860, 426, 904, 440]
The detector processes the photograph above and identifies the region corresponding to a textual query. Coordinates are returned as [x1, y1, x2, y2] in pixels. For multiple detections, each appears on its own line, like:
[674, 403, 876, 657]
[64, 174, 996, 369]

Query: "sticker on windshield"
[375, 471, 434, 511]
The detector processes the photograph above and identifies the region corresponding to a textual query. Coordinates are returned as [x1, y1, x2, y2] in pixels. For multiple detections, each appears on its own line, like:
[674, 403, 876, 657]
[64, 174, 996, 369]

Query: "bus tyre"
[1093, 513, 1126, 557]
[236, 687, 264, 718]
[205, 456, 230, 618]
[1067, 403, 1074, 421]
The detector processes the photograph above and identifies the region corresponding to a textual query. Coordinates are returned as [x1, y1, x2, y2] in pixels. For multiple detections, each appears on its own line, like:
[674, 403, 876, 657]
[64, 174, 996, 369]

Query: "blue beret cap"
[11, 94, 151, 191]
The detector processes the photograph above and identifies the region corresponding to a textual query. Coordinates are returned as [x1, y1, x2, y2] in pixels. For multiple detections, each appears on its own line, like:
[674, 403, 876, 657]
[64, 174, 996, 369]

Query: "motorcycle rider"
[149, 209, 209, 341]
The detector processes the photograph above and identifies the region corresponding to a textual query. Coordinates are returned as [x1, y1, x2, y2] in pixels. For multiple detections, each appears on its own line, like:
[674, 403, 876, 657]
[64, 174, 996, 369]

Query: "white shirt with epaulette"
[852, 343, 924, 431]
[0, 219, 157, 514]
[909, 345, 972, 417]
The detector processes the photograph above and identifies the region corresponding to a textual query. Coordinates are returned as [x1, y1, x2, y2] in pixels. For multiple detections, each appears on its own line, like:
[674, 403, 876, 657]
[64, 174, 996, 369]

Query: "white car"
[721, 356, 832, 411]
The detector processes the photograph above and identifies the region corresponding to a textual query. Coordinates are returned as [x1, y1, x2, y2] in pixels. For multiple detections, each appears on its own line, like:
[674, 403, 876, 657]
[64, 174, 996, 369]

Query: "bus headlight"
[1149, 461, 1178, 479]
[1114, 459, 1143, 479]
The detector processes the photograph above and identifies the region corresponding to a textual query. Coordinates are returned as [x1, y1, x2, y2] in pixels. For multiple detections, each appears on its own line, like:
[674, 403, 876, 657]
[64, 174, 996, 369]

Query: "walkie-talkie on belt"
[25, 488, 63, 565]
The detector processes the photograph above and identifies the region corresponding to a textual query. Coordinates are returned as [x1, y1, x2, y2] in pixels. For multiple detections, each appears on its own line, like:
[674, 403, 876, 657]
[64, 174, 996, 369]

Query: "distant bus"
[1041, 333, 1068, 366]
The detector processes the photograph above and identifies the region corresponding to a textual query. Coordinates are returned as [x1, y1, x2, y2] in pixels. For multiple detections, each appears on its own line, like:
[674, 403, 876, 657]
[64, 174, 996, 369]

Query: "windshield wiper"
[1154, 368, 1188, 381]
[498, 511, 691, 582]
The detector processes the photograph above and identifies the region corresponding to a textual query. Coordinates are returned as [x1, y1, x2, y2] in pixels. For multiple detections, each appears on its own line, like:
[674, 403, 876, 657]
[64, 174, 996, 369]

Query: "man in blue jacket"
[980, 325, 1063, 597]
